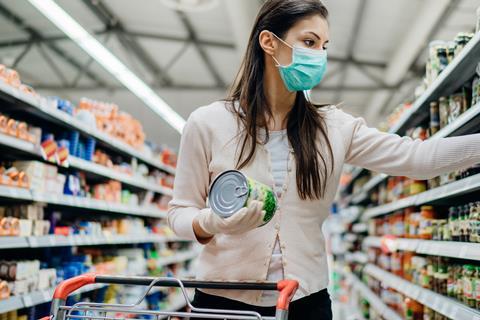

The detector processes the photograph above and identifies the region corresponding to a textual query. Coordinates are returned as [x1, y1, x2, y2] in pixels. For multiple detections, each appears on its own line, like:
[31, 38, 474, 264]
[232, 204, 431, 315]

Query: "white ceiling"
[0, 0, 479, 149]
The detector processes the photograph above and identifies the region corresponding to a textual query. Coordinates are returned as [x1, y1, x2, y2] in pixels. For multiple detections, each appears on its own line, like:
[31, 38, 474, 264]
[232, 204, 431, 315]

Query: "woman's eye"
[304, 39, 315, 47]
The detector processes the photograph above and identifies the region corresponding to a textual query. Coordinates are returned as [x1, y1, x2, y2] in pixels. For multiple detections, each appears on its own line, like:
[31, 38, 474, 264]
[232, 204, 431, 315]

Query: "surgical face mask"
[270, 32, 328, 92]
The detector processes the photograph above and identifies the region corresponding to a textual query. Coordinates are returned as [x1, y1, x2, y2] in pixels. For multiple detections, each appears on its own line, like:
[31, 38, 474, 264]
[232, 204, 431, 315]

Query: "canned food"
[208, 170, 278, 225]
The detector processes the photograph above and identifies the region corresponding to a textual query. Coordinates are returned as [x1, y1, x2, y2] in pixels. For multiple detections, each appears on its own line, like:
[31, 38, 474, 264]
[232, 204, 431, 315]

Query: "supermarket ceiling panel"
[0, 0, 478, 148]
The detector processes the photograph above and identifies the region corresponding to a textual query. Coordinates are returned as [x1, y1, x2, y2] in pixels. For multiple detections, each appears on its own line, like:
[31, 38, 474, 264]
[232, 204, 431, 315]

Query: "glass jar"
[447, 41, 456, 63]
[423, 306, 434, 320]
[456, 265, 464, 301]
[447, 264, 456, 297]
[449, 206, 460, 242]
[470, 202, 480, 243]
[436, 258, 448, 296]
[427, 257, 435, 290]
[448, 94, 463, 124]
[437, 47, 449, 74]
[430, 101, 440, 135]
[454, 33, 469, 57]
[460, 205, 470, 242]
[439, 97, 449, 130]
[476, 266, 480, 310]
[464, 264, 476, 307]
[419, 206, 435, 239]
[405, 297, 423, 320]
[441, 219, 451, 241]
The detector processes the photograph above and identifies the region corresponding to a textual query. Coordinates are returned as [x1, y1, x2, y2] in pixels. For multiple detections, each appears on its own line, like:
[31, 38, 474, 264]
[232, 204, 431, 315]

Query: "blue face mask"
[271, 32, 328, 92]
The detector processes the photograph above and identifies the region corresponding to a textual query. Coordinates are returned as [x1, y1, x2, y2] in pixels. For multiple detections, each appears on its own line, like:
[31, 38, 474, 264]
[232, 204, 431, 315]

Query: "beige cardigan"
[168, 101, 480, 305]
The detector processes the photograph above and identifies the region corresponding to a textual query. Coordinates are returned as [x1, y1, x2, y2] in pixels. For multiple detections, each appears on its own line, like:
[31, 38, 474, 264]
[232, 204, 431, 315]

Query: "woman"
[168, 0, 480, 318]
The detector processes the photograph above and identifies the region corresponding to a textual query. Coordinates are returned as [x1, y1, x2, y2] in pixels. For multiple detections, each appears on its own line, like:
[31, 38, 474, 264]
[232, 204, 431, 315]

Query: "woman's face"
[273, 15, 330, 66]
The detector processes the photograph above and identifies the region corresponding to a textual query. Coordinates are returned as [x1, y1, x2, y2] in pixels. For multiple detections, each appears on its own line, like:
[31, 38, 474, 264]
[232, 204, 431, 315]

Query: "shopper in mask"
[168, 0, 480, 318]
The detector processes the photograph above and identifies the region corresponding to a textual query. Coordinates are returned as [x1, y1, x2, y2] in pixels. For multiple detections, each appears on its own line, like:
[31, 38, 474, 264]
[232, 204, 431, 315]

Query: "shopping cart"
[41, 274, 299, 320]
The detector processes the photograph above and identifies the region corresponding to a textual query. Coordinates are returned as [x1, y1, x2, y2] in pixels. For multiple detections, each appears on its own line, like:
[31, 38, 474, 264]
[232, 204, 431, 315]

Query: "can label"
[246, 177, 277, 224]
[209, 170, 278, 225]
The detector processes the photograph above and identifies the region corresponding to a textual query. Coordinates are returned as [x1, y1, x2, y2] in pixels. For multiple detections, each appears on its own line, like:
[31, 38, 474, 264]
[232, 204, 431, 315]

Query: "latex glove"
[197, 200, 265, 236]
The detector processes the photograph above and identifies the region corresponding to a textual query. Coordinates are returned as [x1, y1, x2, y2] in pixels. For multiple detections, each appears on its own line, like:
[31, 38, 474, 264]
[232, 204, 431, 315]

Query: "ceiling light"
[160, 0, 219, 12]
[28, 0, 186, 134]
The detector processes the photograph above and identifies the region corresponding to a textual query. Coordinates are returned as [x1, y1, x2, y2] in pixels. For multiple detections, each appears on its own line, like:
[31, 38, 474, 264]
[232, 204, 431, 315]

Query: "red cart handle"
[276, 279, 299, 311]
[52, 273, 96, 300]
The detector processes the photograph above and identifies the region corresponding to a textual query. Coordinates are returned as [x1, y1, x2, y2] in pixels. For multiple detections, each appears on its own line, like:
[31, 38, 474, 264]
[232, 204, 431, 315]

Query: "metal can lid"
[209, 170, 248, 218]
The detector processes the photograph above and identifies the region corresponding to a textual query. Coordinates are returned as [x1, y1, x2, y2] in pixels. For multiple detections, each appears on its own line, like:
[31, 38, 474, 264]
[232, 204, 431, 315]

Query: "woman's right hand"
[193, 200, 265, 240]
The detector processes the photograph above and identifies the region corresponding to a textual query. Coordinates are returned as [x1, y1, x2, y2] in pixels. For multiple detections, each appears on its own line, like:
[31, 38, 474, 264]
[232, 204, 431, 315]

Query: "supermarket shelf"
[31, 192, 168, 218]
[389, 32, 480, 135]
[351, 174, 388, 205]
[345, 272, 402, 320]
[0, 282, 107, 314]
[0, 185, 166, 218]
[0, 132, 173, 196]
[343, 44, 480, 201]
[0, 250, 199, 314]
[0, 184, 168, 219]
[364, 264, 480, 320]
[349, 102, 480, 204]
[69, 156, 173, 196]
[363, 236, 480, 261]
[433, 102, 480, 138]
[0, 81, 175, 175]
[157, 249, 199, 267]
[362, 173, 480, 220]
[0, 131, 38, 154]
[0, 234, 184, 249]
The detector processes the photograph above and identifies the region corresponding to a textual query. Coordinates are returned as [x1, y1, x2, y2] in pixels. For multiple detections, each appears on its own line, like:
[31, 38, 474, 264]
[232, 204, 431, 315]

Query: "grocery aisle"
[331, 8, 480, 320]
[0, 0, 479, 319]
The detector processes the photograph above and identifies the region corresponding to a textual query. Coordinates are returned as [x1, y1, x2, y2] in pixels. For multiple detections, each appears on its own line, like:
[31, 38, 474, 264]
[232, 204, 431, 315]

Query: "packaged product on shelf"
[427, 40, 445, 84]
[429, 101, 440, 135]
[463, 264, 476, 307]
[418, 206, 435, 240]
[454, 32, 474, 57]
[49, 97, 76, 115]
[473, 65, 480, 106]
[0, 65, 37, 98]
[438, 96, 449, 129]
[78, 98, 146, 150]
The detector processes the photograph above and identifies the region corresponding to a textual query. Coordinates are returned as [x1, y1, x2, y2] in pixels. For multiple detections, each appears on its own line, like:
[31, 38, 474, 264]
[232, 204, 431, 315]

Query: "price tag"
[23, 295, 33, 307]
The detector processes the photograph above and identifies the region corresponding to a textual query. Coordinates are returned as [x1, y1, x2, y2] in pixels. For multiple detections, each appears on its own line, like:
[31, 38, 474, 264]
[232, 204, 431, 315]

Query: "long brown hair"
[226, 0, 333, 200]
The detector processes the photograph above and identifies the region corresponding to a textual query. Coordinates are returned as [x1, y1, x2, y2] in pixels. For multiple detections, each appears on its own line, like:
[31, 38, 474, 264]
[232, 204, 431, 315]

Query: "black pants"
[191, 288, 332, 320]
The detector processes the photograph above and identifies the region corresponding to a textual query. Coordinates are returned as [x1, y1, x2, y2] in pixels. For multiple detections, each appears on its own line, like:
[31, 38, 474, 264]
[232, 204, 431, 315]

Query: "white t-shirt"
[258, 129, 288, 306]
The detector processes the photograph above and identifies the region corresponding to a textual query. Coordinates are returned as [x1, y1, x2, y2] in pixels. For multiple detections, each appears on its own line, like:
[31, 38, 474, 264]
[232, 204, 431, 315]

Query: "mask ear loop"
[269, 31, 293, 67]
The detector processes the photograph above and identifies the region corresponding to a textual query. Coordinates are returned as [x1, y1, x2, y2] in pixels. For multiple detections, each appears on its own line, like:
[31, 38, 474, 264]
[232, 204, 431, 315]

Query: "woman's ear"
[259, 30, 276, 56]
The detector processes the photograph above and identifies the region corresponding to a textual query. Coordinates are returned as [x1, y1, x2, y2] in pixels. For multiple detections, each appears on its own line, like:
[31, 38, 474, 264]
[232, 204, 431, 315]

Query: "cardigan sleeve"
[344, 112, 480, 180]
[167, 111, 210, 242]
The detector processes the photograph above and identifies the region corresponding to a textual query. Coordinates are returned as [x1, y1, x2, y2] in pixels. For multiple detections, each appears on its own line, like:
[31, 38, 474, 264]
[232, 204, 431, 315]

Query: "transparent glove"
[197, 200, 265, 236]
